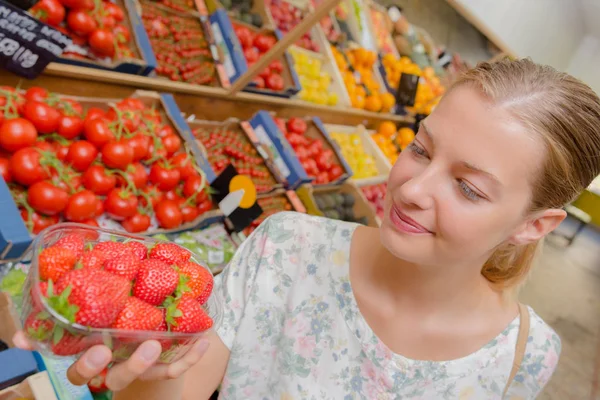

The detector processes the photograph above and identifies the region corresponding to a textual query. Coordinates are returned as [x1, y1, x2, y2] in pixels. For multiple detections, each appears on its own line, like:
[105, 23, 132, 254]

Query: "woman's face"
[380, 86, 546, 267]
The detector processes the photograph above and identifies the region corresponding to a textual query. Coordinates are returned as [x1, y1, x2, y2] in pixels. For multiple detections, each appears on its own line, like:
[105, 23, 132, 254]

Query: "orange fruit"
[378, 121, 396, 137]
[364, 95, 382, 112]
[380, 92, 396, 112]
[398, 127, 416, 146]
[351, 95, 365, 109]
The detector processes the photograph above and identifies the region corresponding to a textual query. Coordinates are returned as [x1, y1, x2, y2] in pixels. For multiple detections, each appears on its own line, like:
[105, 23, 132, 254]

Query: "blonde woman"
[15, 59, 600, 399]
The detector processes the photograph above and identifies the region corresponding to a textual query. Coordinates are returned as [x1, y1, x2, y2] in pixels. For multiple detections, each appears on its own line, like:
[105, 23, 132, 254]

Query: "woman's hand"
[12, 331, 210, 392]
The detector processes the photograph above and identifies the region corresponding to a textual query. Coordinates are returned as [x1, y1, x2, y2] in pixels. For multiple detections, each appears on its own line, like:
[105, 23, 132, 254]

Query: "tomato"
[183, 175, 207, 203]
[80, 218, 99, 228]
[85, 107, 105, 121]
[197, 199, 212, 214]
[66, 140, 98, 171]
[9, 148, 49, 186]
[58, 99, 84, 117]
[315, 171, 329, 184]
[139, 185, 164, 209]
[154, 200, 182, 229]
[286, 118, 307, 135]
[105, 107, 141, 133]
[149, 161, 180, 191]
[143, 142, 167, 162]
[180, 203, 199, 223]
[119, 98, 145, 111]
[316, 152, 333, 171]
[328, 164, 343, 180]
[161, 134, 181, 156]
[269, 60, 284, 73]
[20, 209, 59, 234]
[0, 158, 10, 183]
[234, 25, 253, 49]
[121, 213, 151, 233]
[89, 29, 115, 58]
[82, 165, 116, 195]
[273, 117, 287, 134]
[156, 124, 174, 138]
[113, 24, 130, 44]
[170, 153, 196, 180]
[64, 190, 98, 221]
[243, 48, 259, 63]
[252, 76, 265, 89]
[57, 115, 84, 139]
[104, 188, 138, 220]
[105, 2, 124, 22]
[28, 181, 68, 215]
[265, 74, 284, 91]
[30, 0, 65, 26]
[118, 162, 147, 189]
[94, 198, 104, 217]
[24, 87, 48, 103]
[127, 133, 150, 161]
[58, 0, 93, 10]
[98, 15, 116, 30]
[253, 34, 275, 53]
[0, 118, 38, 152]
[22, 102, 61, 134]
[308, 141, 323, 158]
[101, 140, 134, 170]
[66, 10, 97, 36]
[52, 141, 70, 161]
[83, 118, 114, 148]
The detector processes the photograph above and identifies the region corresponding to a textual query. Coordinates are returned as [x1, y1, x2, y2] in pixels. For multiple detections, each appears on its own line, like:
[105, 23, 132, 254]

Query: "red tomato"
[94, 198, 104, 217]
[83, 118, 114, 148]
[197, 199, 212, 214]
[139, 185, 164, 209]
[24, 87, 48, 103]
[128, 133, 150, 161]
[286, 133, 306, 147]
[58, 99, 83, 117]
[265, 74, 284, 91]
[64, 190, 98, 221]
[118, 162, 147, 189]
[180, 203, 199, 223]
[286, 117, 307, 135]
[161, 134, 181, 156]
[253, 34, 275, 53]
[98, 15, 116, 30]
[20, 209, 59, 234]
[105, 107, 140, 133]
[253, 76, 265, 89]
[57, 115, 84, 139]
[0, 118, 38, 152]
[183, 175, 208, 203]
[170, 153, 196, 180]
[66, 140, 98, 171]
[316, 152, 332, 171]
[155, 200, 182, 229]
[101, 140, 134, 170]
[22, 102, 61, 134]
[52, 141, 70, 161]
[28, 181, 68, 215]
[89, 29, 115, 58]
[105, 3, 124, 22]
[243, 48, 259, 63]
[121, 213, 151, 233]
[104, 188, 138, 220]
[80, 218, 99, 228]
[85, 107, 105, 121]
[315, 171, 329, 184]
[82, 165, 116, 195]
[234, 25, 253, 49]
[149, 161, 180, 191]
[274, 117, 287, 134]
[30, 0, 65, 26]
[113, 24, 130, 44]
[66, 10, 97, 36]
[58, 0, 93, 10]
[0, 157, 11, 182]
[269, 60, 284, 73]
[9, 147, 49, 186]
[119, 98, 145, 111]
[328, 164, 343, 180]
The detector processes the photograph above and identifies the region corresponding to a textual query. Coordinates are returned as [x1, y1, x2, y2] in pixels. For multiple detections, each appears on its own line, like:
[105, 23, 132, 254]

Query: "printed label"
[253, 124, 291, 178]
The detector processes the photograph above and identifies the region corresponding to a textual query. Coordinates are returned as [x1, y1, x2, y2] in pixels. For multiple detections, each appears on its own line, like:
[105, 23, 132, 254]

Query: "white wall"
[567, 35, 600, 95]
[449, 0, 586, 71]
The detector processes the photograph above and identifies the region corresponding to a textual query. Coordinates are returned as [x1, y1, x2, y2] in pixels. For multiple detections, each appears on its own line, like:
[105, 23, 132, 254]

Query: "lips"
[390, 204, 432, 234]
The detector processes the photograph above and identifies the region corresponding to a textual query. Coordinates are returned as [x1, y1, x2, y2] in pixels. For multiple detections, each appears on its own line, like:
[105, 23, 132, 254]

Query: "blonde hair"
[451, 58, 600, 290]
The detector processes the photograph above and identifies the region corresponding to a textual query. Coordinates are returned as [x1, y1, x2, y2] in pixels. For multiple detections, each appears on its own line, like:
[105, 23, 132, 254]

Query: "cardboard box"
[0, 371, 57, 400]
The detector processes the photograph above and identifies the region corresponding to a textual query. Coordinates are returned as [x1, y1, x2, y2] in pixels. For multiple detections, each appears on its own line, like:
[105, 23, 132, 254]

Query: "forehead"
[424, 86, 544, 188]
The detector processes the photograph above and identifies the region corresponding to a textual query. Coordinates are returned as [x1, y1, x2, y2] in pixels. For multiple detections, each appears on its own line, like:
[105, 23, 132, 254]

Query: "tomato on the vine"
[197, 199, 212, 214]
[9, 147, 49, 186]
[286, 118, 307, 135]
[101, 140, 134, 170]
[24, 87, 48, 103]
[66, 10, 97, 36]
[52, 141, 70, 161]
[20, 209, 59, 234]
[28, 181, 68, 215]
[105, 2, 124, 22]
[64, 190, 99, 222]
[80, 218, 99, 227]
[179, 203, 199, 223]
[161, 134, 181, 156]
[104, 188, 138, 220]
[128, 133, 151, 161]
[0, 157, 11, 182]
[121, 213, 151, 233]
[83, 118, 114, 148]
[85, 107, 105, 121]
[265, 74, 284, 91]
[155, 199, 182, 229]
[29, 0, 65, 27]
[57, 115, 84, 139]
[139, 185, 164, 209]
[170, 153, 196, 180]
[0, 118, 38, 152]
[156, 124, 174, 138]
[118, 162, 148, 189]
[89, 29, 115, 58]
[149, 161, 180, 191]
[82, 165, 116, 195]
[113, 24, 130, 44]
[66, 140, 98, 171]
[183, 175, 207, 203]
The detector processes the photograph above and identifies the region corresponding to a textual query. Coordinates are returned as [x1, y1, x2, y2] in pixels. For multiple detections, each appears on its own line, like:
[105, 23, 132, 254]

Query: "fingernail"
[85, 349, 110, 369]
[139, 342, 160, 362]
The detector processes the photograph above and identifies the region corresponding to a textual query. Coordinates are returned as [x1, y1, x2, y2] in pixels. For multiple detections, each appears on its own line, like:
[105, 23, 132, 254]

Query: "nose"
[396, 165, 438, 210]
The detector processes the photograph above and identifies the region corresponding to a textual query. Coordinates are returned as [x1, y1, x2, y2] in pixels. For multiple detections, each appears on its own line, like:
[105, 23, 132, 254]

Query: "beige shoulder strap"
[502, 303, 530, 398]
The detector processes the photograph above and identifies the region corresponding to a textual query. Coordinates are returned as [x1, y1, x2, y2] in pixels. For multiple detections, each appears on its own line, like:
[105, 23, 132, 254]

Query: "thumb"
[67, 345, 112, 386]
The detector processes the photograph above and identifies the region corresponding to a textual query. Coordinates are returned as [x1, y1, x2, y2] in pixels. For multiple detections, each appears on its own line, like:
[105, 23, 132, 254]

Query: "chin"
[379, 217, 435, 265]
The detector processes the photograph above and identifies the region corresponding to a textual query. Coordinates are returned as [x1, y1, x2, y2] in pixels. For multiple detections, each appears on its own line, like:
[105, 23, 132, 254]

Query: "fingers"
[66, 345, 112, 386]
[12, 331, 35, 351]
[105, 340, 162, 392]
[139, 339, 210, 381]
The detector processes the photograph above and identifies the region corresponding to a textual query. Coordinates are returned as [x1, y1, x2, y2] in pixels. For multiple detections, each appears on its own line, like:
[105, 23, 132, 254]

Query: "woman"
[15, 58, 600, 399]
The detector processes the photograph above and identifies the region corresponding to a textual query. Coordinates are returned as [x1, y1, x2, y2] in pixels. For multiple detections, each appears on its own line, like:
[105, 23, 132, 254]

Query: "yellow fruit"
[327, 92, 339, 106]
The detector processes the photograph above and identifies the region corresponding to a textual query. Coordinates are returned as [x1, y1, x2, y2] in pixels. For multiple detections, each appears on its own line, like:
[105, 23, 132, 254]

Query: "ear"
[509, 209, 567, 245]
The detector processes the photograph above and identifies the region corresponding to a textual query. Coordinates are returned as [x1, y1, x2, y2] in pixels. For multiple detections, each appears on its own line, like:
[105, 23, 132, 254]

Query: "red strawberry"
[24, 310, 54, 341]
[149, 243, 190, 265]
[56, 268, 130, 328]
[166, 297, 213, 333]
[104, 250, 140, 280]
[80, 249, 106, 269]
[133, 259, 178, 306]
[39, 246, 77, 282]
[54, 234, 86, 259]
[93, 241, 130, 261]
[87, 368, 109, 393]
[126, 241, 148, 261]
[155, 309, 174, 351]
[112, 297, 163, 331]
[177, 262, 213, 304]
[51, 330, 89, 356]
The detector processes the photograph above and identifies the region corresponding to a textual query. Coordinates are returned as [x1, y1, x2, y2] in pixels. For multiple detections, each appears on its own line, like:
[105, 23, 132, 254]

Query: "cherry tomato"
[252, 76, 265, 89]
[80, 218, 99, 228]
[104, 188, 138, 220]
[170, 153, 196, 180]
[128, 133, 150, 161]
[9, 147, 49, 186]
[64, 190, 98, 221]
[82, 165, 116, 195]
[139, 185, 164, 209]
[28, 181, 68, 215]
[22, 102, 61, 134]
[85, 107, 105, 121]
[244, 48, 259, 63]
[155, 200, 182, 229]
[161, 134, 181, 156]
[253, 34, 275, 53]
[286, 118, 307, 135]
[57, 0, 93, 10]
[197, 199, 212, 214]
[83, 118, 114, 148]
[328, 164, 343, 180]
[30, 0, 65, 26]
[156, 124, 174, 138]
[0, 118, 38, 152]
[94, 198, 104, 217]
[149, 161, 180, 191]
[113, 24, 130, 44]
[0, 157, 11, 182]
[105, 107, 140, 133]
[52, 141, 70, 161]
[265, 74, 284, 91]
[119, 98, 145, 111]
[234, 25, 253, 49]
[66, 9, 97, 36]
[269, 60, 284, 73]
[121, 213, 151, 233]
[24, 87, 48, 103]
[66, 140, 98, 171]
[180, 203, 199, 223]
[20, 209, 59, 234]
[89, 29, 115, 58]
[98, 15, 116, 30]
[101, 140, 134, 170]
[183, 175, 208, 203]
[118, 162, 147, 189]
[58, 99, 84, 117]
[57, 115, 84, 139]
[105, 2, 124, 22]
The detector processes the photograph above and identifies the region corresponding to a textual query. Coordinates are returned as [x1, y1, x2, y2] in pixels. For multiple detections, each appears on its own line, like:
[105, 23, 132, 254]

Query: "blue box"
[56, 0, 157, 76]
[34, 352, 94, 400]
[0, 179, 31, 261]
[248, 111, 312, 189]
[0, 348, 38, 390]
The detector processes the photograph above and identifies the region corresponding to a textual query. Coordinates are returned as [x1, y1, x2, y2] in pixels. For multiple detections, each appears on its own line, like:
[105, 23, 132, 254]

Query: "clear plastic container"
[20, 223, 222, 364]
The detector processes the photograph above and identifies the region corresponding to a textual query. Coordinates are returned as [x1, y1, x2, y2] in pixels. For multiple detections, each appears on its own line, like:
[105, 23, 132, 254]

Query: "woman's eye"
[458, 180, 482, 201]
[408, 142, 429, 158]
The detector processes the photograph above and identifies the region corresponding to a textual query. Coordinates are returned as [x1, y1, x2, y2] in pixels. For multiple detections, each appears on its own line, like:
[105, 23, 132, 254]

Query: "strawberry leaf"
[53, 326, 64, 345]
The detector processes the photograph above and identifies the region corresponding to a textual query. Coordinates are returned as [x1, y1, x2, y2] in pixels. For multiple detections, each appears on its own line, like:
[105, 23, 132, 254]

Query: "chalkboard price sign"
[395, 72, 419, 107]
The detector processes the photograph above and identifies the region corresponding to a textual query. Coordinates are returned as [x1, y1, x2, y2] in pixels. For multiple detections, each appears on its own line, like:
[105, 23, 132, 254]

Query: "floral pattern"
[215, 212, 561, 399]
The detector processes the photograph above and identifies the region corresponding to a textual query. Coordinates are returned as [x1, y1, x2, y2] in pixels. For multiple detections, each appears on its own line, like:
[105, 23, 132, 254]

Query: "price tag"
[395, 73, 419, 107]
[0, 0, 71, 79]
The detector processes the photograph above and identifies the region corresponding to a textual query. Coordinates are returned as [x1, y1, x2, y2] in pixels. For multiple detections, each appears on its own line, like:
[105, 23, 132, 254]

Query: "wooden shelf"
[0, 64, 414, 128]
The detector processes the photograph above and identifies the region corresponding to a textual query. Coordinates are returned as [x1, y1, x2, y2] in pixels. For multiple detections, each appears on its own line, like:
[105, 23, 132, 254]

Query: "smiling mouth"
[390, 204, 433, 235]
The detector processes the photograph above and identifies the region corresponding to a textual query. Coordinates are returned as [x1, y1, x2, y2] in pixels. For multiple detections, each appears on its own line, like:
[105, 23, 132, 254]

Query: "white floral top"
[214, 212, 561, 400]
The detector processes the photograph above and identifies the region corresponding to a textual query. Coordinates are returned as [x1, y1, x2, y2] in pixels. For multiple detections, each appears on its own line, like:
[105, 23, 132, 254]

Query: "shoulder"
[257, 211, 357, 243]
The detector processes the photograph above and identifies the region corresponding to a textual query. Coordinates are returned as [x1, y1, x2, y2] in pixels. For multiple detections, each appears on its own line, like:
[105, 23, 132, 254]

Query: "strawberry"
[54, 234, 86, 259]
[56, 268, 130, 328]
[177, 262, 213, 304]
[51, 330, 89, 356]
[39, 246, 77, 282]
[149, 243, 190, 265]
[80, 249, 106, 269]
[166, 297, 213, 333]
[127, 241, 148, 261]
[133, 259, 178, 306]
[93, 241, 131, 262]
[24, 310, 54, 341]
[112, 297, 163, 331]
[87, 368, 109, 393]
[104, 250, 140, 280]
